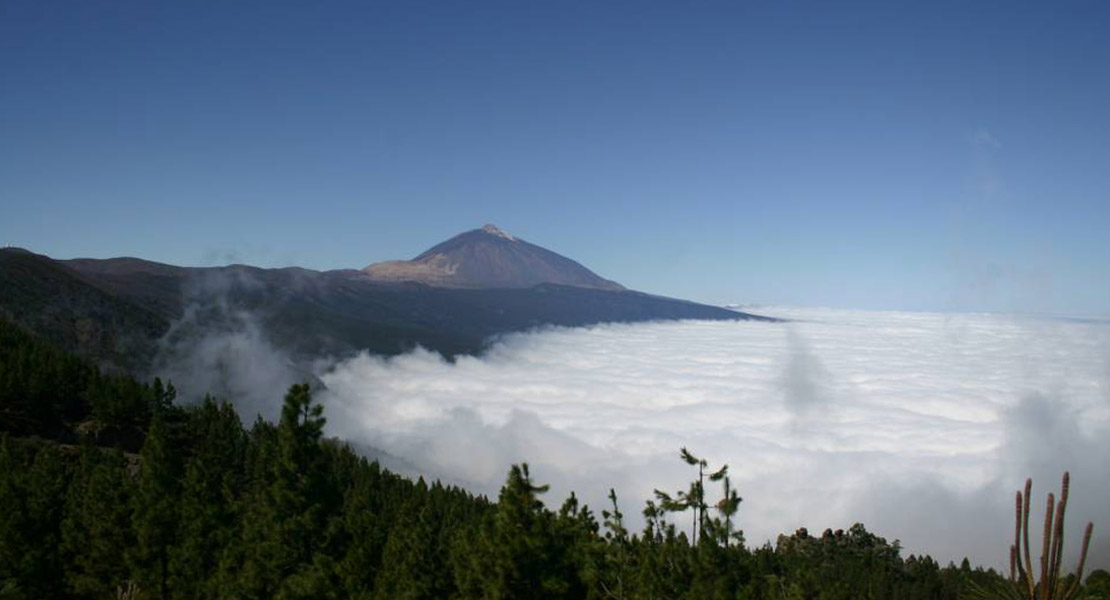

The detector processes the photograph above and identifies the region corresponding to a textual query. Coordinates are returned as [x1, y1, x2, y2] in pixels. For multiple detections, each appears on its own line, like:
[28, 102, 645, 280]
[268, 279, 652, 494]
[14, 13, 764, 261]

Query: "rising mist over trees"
[1, 317, 1107, 599]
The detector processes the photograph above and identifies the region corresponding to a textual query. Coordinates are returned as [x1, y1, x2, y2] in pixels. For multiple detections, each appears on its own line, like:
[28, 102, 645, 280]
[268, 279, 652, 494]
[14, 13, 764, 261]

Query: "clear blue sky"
[2, 0, 1108, 313]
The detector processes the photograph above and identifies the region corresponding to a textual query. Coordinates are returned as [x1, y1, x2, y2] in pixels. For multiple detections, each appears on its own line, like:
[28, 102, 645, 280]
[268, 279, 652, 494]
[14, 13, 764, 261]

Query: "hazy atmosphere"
[2, 1, 1109, 597]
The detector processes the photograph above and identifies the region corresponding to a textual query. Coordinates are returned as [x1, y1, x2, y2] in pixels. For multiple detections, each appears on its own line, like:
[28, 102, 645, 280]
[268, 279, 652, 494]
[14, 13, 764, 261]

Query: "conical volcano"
[362, 225, 625, 291]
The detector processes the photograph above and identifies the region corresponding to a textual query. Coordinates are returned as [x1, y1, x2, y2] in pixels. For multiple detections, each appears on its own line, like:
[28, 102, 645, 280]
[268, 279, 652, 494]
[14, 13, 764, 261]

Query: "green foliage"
[453, 463, 593, 599]
[0, 438, 68, 599]
[60, 443, 135, 597]
[130, 414, 182, 599]
[169, 398, 245, 598]
[1084, 570, 1110, 599]
[0, 316, 170, 447]
[0, 318, 93, 436]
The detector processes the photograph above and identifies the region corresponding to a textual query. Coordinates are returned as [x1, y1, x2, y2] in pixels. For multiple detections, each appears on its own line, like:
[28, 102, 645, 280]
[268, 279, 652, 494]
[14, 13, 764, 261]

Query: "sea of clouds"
[315, 307, 1110, 569]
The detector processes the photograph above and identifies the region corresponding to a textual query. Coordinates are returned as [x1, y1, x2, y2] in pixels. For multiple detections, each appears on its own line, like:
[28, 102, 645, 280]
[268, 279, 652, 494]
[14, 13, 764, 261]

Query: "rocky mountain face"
[362, 225, 624, 291]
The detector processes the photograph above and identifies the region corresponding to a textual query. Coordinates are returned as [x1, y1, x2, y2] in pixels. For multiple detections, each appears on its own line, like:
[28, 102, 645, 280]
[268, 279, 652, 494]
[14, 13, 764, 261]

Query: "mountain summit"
[362, 225, 625, 291]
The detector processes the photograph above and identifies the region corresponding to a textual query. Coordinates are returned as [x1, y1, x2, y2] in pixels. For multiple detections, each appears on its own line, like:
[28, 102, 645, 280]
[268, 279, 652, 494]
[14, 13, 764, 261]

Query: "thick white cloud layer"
[318, 307, 1110, 569]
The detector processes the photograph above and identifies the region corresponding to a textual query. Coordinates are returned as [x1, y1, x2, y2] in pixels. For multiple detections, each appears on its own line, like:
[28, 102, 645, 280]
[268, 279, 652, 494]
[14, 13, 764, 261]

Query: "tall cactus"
[980, 472, 1094, 600]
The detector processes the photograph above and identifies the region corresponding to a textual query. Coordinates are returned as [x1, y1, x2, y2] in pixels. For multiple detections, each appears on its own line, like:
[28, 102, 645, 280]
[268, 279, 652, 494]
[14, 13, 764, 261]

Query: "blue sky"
[2, 0, 1107, 313]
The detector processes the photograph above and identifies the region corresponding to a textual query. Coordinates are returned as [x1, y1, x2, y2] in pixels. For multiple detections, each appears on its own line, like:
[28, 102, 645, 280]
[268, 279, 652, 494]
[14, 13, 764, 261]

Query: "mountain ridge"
[0, 228, 773, 375]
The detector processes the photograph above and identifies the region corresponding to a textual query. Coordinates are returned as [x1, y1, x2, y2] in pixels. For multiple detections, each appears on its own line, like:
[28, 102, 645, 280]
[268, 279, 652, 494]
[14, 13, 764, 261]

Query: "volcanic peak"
[362, 225, 624, 291]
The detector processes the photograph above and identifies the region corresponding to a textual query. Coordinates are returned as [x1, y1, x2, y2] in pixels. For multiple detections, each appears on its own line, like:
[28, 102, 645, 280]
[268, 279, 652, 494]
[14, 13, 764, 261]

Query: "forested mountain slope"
[0, 249, 168, 373]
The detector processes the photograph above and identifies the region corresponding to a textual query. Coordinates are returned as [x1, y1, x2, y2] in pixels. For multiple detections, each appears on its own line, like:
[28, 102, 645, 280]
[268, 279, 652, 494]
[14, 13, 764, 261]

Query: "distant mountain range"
[0, 226, 771, 374]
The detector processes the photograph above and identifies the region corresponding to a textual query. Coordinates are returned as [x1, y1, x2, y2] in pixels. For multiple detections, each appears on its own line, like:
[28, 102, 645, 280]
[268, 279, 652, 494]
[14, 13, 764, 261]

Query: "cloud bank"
[318, 307, 1110, 569]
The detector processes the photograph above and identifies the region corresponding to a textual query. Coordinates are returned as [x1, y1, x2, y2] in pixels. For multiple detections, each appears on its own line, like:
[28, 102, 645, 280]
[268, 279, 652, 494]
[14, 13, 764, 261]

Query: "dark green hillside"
[0, 249, 168, 373]
[251, 274, 774, 360]
[62, 257, 188, 321]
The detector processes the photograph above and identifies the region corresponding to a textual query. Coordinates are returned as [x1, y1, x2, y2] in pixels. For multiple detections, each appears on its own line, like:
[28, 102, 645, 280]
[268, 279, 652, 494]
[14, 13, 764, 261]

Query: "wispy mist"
[153, 270, 313, 422]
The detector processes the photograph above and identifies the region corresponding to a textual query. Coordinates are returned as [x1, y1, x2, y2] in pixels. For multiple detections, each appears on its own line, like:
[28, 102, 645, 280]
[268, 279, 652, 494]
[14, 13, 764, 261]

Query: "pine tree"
[130, 414, 183, 599]
[334, 460, 390, 597]
[0, 439, 68, 598]
[600, 489, 629, 600]
[710, 467, 742, 548]
[679, 447, 708, 544]
[61, 444, 135, 598]
[454, 464, 590, 600]
[374, 501, 452, 600]
[230, 384, 333, 598]
[169, 398, 245, 598]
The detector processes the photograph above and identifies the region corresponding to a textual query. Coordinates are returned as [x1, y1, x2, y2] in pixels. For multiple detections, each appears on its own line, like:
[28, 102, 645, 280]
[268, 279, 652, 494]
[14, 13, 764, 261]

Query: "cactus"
[115, 581, 140, 600]
[976, 472, 1094, 600]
